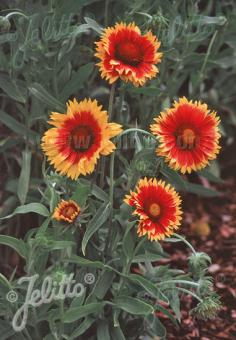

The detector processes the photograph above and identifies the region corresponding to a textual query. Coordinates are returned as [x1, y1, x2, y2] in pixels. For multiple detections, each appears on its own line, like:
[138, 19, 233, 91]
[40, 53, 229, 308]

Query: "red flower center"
[115, 41, 143, 66]
[177, 128, 197, 150]
[149, 203, 161, 217]
[70, 125, 94, 152]
[61, 205, 77, 219]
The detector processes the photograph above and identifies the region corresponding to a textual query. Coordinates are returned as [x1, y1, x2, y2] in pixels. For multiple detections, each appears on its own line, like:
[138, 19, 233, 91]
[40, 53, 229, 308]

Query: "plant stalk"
[173, 232, 196, 255]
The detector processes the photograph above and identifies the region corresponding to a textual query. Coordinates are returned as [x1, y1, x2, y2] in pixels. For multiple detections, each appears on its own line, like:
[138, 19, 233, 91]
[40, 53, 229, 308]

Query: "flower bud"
[0, 16, 11, 32]
[191, 293, 222, 320]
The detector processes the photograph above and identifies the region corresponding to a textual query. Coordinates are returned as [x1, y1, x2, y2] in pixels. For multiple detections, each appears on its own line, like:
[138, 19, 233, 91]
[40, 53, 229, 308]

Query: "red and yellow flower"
[53, 200, 81, 223]
[41, 98, 122, 179]
[150, 97, 221, 173]
[95, 22, 162, 86]
[124, 178, 182, 241]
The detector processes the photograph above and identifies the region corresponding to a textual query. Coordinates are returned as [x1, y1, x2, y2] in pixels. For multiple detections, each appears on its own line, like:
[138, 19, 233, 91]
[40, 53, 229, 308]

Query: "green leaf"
[82, 202, 111, 255]
[160, 165, 187, 191]
[183, 182, 220, 197]
[0, 319, 18, 340]
[71, 23, 90, 38]
[17, 150, 32, 205]
[0, 110, 37, 138]
[168, 289, 181, 321]
[146, 314, 167, 338]
[0, 74, 26, 103]
[84, 17, 103, 34]
[61, 63, 94, 100]
[71, 181, 91, 206]
[161, 164, 220, 196]
[111, 327, 126, 340]
[0, 235, 28, 258]
[70, 317, 95, 339]
[127, 274, 169, 303]
[0, 203, 50, 220]
[94, 270, 114, 299]
[122, 221, 135, 262]
[197, 15, 227, 26]
[63, 302, 104, 323]
[80, 179, 109, 201]
[198, 168, 224, 184]
[29, 83, 65, 112]
[36, 217, 51, 237]
[70, 289, 86, 308]
[91, 184, 109, 201]
[0, 273, 11, 295]
[155, 304, 179, 327]
[66, 255, 105, 269]
[115, 296, 154, 315]
[97, 321, 110, 340]
[47, 240, 75, 250]
[132, 252, 165, 263]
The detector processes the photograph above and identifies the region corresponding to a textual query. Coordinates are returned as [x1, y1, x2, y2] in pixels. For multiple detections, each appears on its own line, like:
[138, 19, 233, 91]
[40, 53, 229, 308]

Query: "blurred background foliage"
[0, 0, 235, 338]
[0, 0, 235, 260]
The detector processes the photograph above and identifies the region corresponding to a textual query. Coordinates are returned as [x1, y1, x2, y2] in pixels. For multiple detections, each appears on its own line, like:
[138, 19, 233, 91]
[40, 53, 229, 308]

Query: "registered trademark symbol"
[84, 273, 95, 285]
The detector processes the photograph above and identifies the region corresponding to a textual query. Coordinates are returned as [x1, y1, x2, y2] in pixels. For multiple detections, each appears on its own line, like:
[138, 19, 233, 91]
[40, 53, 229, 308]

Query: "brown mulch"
[160, 175, 236, 340]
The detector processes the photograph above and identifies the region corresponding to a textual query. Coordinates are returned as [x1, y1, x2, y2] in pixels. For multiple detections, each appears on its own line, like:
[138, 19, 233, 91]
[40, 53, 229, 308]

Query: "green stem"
[104, 0, 109, 26]
[53, 57, 59, 98]
[163, 286, 202, 303]
[176, 287, 203, 303]
[108, 83, 116, 119]
[106, 152, 115, 254]
[105, 84, 116, 253]
[109, 152, 115, 206]
[32, 308, 41, 339]
[173, 232, 196, 255]
[59, 299, 65, 337]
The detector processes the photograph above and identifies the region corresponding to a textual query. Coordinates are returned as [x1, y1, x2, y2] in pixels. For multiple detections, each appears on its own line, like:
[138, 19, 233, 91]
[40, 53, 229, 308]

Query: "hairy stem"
[173, 232, 196, 255]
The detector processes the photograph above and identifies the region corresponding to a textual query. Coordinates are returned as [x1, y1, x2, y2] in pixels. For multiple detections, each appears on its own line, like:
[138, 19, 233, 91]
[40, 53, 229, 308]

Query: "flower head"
[95, 22, 162, 86]
[53, 200, 81, 223]
[41, 98, 122, 179]
[150, 97, 221, 174]
[124, 178, 182, 241]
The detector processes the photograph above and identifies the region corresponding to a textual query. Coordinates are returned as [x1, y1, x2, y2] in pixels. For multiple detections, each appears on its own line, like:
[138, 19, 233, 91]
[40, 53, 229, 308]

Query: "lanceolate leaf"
[84, 17, 103, 34]
[0, 203, 50, 220]
[115, 296, 154, 315]
[0, 235, 28, 258]
[126, 273, 169, 303]
[97, 321, 110, 340]
[0, 110, 37, 139]
[29, 83, 65, 112]
[61, 63, 94, 100]
[0, 74, 26, 103]
[70, 317, 95, 339]
[63, 302, 105, 323]
[182, 182, 220, 197]
[82, 202, 111, 255]
[17, 150, 32, 205]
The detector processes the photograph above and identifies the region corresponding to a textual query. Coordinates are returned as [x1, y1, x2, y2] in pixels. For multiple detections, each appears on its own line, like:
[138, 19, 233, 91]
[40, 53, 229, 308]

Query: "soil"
[161, 175, 236, 340]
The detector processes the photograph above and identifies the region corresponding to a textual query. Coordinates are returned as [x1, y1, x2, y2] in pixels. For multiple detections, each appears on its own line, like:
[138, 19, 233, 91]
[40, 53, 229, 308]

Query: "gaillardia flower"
[41, 98, 122, 179]
[95, 22, 162, 86]
[150, 97, 221, 173]
[53, 200, 80, 223]
[124, 178, 182, 241]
